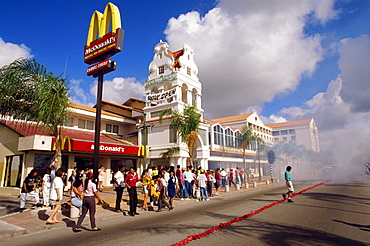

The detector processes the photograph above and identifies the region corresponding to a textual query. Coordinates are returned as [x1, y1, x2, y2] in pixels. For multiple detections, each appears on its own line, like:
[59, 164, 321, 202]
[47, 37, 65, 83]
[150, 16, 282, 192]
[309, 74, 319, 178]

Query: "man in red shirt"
[125, 167, 139, 216]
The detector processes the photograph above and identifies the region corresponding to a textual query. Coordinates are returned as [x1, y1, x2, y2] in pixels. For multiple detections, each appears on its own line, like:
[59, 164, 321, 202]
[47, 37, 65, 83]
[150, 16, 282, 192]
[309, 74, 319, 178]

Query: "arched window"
[225, 128, 233, 147]
[181, 84, 188, 104]
[213, 125, 224, 146]
[192, 88, 197, 106]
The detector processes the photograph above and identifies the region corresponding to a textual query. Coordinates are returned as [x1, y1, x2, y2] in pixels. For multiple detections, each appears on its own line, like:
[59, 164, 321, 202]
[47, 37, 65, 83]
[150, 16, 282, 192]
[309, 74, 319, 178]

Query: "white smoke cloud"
[0, 38, 32, 67]
[164, 0, 337, 118]
[278, 35, 370, 165]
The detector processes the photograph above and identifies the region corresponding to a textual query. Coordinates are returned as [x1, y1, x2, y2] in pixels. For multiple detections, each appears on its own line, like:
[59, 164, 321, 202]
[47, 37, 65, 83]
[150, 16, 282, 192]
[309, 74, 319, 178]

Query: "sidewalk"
[0, 178, 279, 241]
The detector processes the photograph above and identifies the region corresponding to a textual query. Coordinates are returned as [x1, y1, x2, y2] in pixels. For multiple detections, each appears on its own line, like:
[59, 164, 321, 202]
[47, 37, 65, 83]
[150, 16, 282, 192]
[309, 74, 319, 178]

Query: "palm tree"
[237, 125, 255, 182]
[0, 58, 70, 168]
[159, 105, 201, 167]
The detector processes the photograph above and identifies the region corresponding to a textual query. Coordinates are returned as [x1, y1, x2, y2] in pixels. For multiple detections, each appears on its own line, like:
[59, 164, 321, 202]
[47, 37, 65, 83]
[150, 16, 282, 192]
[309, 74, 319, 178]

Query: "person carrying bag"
[71, 174, 84, 208]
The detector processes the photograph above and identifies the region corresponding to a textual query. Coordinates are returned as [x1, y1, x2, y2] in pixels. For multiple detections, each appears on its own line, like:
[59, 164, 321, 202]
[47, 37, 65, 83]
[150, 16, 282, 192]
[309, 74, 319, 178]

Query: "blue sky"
[1, 0, 369, 164]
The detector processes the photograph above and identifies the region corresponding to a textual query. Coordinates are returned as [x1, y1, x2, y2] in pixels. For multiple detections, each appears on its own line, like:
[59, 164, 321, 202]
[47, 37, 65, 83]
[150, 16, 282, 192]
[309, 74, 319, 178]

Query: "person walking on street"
[47, 168, 66, 224]
[140, 169, 151, 211]
[184, 167, 193, 199]
[282, 166, 294, 203]
[197, 170, 209, 201]
[154, 175, 172, 212]
[167, 170, 178, 208]
[20, 169, 42, 211]
[74, 172, 104, 232]
[220, 168, 227, 187]
[206, 170, 214, 197]
[98, 165, 105, 192]
[125, 167, 139, 216]
[42, 167, 52, 207]
[113, 165, 125, 213]
[214, 168, 222, 195]
[228, 169, 236, 188]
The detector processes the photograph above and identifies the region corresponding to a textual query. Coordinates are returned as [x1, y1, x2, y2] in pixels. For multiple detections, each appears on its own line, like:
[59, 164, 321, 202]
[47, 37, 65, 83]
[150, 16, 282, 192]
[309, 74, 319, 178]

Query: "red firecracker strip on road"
[169, 181, 330, 246]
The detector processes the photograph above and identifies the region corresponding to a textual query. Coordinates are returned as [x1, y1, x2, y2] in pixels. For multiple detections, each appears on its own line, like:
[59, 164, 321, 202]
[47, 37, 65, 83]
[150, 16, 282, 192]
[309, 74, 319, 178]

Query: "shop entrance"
[3, 155, 23, 187]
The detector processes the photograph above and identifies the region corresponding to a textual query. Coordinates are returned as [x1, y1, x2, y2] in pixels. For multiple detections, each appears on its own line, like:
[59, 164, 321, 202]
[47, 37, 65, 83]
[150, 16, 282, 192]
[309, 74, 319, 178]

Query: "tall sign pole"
[84, 2, 124, 181]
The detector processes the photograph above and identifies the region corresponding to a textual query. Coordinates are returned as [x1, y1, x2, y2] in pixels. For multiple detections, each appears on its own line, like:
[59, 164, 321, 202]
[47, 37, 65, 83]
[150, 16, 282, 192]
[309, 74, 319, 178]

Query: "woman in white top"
[75, 172, 103, 232]
[98, 165, 105, 192]
[46, 168, 66, 224]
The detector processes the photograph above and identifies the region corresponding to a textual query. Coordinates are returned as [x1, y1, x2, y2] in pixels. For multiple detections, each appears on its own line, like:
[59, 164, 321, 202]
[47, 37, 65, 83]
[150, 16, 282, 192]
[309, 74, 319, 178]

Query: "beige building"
[266, 119, 320, 152]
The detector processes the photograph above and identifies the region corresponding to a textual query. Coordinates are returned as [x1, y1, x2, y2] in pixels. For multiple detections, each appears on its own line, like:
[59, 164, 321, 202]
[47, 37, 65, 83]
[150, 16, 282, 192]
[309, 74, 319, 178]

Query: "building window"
[158, 65, 164, 74]
[274, 138, 279, 143]
[169, 126, 177, 143]
[86, 120, 94, 130]
[78, 119, 95, 130]
[159, 53, 162, 59]
[291, 136, 296, 142]
[78, 119, 85, 129]
[281, 130, 288, 135]
[64, 117, 73, 127]
[225, 128, 233, 147]
[289, 129, 295, 134]
[106, 124, 119, 134]
[235, 132, 241, 148]
[272, 131, 280, 136]
[283, 137, 287, 142]
[187, 66, 191, 76]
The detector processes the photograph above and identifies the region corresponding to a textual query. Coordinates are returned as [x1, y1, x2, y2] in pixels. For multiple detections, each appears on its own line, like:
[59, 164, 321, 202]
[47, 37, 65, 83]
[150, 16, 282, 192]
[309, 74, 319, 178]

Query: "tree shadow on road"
[184, 219, 369, 246]
[333, 219, 370, 232]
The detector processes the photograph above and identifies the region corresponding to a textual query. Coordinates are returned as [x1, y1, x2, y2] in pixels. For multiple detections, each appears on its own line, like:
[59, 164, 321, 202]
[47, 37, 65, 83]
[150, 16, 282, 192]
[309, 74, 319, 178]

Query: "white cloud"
[90, 77, 145, 105]
[276, 35, 370, 164]
[164, 0, 337, 118]
[70, 77, 145, 107]
[69, 79, 95, 107]
[0, 38, 32, 67]
[269, 114, 287, 124]
[338, 35, 370, 113]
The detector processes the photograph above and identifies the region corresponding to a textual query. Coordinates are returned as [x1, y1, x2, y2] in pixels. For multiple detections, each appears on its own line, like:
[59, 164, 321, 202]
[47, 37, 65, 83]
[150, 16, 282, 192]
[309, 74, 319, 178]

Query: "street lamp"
[137, 113, 154, 168]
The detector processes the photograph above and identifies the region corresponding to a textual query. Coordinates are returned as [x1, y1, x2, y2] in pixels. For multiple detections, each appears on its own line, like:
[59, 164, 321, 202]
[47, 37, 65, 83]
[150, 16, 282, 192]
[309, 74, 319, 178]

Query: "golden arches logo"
[137, 145, 149, 157]
[53, 135, 71, 152]
[86, 2, 121, 46]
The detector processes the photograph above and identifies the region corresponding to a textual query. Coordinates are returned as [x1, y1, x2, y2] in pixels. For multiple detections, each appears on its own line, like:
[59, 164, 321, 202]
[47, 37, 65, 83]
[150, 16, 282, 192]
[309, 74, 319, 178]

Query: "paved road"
[0, 195, 21, 218]
[1, 181, 369, 246]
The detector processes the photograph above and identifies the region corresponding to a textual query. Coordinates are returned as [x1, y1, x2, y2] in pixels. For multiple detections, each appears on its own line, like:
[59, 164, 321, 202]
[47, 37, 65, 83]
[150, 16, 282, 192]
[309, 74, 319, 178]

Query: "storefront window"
[34, 154, 68, 178]
[111, 159, 136, 173]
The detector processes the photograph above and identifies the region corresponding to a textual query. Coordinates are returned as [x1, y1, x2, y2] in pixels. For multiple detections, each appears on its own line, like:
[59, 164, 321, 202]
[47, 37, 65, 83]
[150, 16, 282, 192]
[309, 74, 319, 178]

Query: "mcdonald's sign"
[53, 135, 72, 152]
[84, 2, 124, 65]
[137, 145, 149, 157]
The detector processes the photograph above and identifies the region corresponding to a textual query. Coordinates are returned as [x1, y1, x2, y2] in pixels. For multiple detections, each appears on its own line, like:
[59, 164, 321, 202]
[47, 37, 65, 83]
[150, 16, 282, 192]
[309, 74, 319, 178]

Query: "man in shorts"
[282, 166, 294, 203]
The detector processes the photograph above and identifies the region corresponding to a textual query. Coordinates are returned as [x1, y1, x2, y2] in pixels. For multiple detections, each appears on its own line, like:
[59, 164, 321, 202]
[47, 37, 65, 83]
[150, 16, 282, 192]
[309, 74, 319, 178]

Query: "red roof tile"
[209, 113, 254, 124]
[266, 119, 312, 128]
[1, 121, 125, 144]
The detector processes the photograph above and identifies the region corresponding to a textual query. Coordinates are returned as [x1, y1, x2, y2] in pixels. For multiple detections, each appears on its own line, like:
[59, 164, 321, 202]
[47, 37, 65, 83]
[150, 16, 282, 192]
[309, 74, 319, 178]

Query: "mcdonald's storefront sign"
[52, 137, 140, 156]
[84, 2, 124, 65]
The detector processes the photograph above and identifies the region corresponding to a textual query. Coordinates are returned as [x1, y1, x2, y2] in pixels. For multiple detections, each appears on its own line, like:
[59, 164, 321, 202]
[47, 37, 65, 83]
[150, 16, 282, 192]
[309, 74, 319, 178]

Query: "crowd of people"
[111, 165, 248, 215]
[20, 163, 252, 232]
